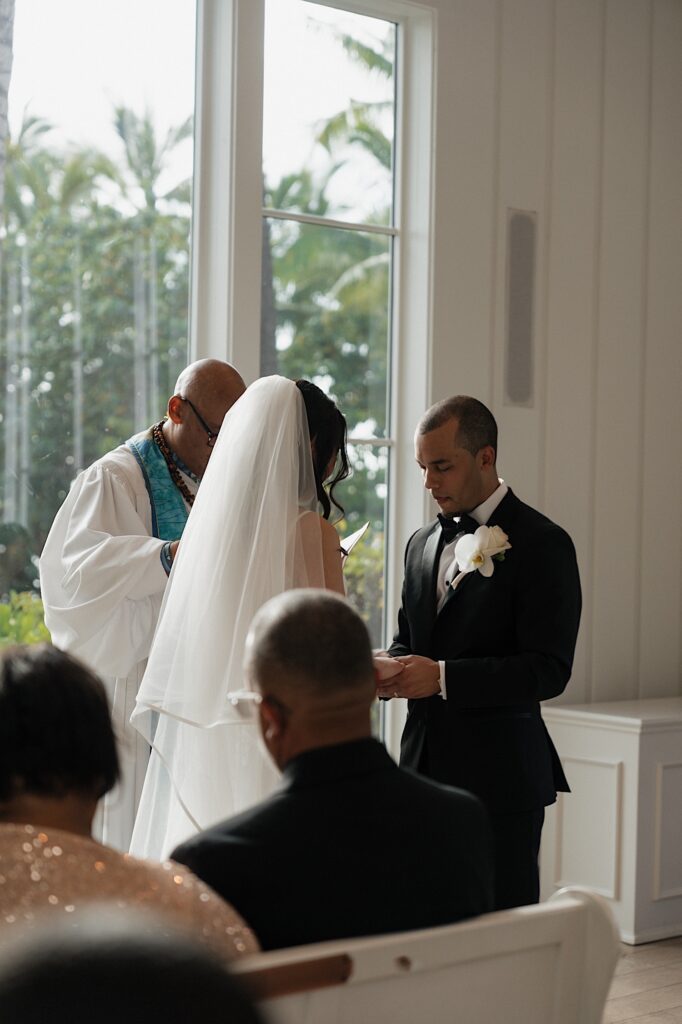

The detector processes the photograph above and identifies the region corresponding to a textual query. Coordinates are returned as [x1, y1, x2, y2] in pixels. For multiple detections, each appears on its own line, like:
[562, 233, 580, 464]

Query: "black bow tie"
[437, 513, 479, 544]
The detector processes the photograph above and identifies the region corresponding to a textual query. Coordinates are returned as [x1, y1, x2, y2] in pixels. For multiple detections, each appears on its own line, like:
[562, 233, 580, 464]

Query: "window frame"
[190, 0, 436, 756]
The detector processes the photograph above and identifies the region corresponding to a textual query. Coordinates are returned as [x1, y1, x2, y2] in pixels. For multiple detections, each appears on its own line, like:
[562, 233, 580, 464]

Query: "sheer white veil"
[130, 376, 326, 855]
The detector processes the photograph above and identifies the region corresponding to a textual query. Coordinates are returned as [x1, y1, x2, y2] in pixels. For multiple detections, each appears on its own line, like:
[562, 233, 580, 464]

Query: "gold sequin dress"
[0, 824, 258, 961]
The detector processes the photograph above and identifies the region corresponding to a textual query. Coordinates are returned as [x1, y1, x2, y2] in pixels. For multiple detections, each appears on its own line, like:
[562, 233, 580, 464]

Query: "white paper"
[341, 521, 370, 556]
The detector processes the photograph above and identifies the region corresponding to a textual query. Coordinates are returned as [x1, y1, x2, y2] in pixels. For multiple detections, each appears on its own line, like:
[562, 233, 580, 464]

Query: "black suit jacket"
[389, 489, 581, 814]
[172, 738, 494, 952]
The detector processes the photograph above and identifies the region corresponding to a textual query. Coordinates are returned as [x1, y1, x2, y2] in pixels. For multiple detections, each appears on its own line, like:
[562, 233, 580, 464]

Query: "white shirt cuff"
[438, 661, 447, 699]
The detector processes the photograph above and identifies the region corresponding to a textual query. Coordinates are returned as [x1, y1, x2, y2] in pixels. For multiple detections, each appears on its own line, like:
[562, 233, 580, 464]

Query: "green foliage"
[262, 21, 395, 437]
[1, 107, 192, 557]
[0, 593, 51, 648]
[343, 539, 384, 646]
[261, 20, 396, 644]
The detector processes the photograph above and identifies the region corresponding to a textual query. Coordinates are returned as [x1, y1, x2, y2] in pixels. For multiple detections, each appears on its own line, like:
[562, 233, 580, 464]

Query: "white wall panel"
[493, 0, 552, 509]
[554, 757, 623, 899]
[653, 762, 682, 899]
[637, 0, 682, 698]
[410, 0, 682, 703]
[430, 0, 498, 407]
[590, 0, 652, 701]
[543, 0, 604, 704]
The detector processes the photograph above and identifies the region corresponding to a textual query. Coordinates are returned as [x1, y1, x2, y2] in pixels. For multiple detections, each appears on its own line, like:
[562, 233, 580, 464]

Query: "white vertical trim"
[553, 757, 623, 901]
[190, 0, 264, 379]
[538, 0, 556, 509]
[488, 0, 502, 409]
[652, 761, 682, 901]
[634, 0, 654, 698]
[383, 4, 437, 757]
[585, 0, 607, 705]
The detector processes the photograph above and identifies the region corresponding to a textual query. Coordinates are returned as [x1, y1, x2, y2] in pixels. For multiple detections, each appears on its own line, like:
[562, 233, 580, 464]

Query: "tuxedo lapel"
[416, 525, 441, 634]
[436, 489, 519, 616]
[486, 488, 518, 535]
[438, 557, 473, 613]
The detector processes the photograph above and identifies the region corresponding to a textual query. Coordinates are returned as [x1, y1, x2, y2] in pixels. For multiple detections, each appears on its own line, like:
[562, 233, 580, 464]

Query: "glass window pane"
[263, 0, 396, 227]
[340, 444, 388, 648]
[1, 1, 196, 641]
[262, 219, 391, 439]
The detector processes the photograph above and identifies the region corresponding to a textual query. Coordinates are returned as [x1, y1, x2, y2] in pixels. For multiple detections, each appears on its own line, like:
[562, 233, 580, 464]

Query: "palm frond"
[339, 34, 393, 77]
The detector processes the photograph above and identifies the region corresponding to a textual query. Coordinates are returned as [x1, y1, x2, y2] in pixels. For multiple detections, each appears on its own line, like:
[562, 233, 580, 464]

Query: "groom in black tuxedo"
[379, 396, 581, 910]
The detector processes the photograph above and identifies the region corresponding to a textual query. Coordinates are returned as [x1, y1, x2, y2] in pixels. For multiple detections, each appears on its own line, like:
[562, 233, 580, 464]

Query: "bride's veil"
[130, 376, 325, 856]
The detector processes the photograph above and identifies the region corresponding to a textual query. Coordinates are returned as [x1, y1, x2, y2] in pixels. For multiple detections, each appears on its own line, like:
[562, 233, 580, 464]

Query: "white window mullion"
[384, 3, 436, 756]
[190, 0, 264, 380]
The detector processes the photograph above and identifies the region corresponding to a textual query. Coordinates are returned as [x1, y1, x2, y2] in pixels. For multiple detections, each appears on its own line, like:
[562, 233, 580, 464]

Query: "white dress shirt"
[436, 480, 508, 699]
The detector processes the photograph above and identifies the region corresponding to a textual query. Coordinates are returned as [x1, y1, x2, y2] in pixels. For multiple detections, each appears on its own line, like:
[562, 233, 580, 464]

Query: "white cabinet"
[541, 699, 682, 944]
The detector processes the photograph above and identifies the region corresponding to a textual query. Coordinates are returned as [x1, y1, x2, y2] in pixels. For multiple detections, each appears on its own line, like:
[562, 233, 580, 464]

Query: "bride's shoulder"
[298, 510, 340, 544]
[296, 512, 345, 595]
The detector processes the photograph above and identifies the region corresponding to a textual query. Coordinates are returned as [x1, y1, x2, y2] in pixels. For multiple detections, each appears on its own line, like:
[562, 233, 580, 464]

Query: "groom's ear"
[477, 444, 496, 469]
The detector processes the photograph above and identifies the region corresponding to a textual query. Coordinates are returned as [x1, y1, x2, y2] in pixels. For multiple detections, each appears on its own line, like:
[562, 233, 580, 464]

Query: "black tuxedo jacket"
[389, 489, 581, 814]
[172, 739, 494, 951]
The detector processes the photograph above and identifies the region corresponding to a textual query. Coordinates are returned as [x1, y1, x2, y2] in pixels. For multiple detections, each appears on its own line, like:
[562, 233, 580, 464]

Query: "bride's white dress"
[129, 377, 329, 859]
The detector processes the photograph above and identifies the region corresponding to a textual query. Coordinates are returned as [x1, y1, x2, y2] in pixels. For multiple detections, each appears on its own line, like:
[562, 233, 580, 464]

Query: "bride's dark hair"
[295, 379, 349, 521]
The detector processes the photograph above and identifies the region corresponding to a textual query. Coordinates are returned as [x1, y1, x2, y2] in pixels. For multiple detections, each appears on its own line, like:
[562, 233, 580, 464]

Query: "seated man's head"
[244, 590, 375, 771]
[0, 645, 119, 836]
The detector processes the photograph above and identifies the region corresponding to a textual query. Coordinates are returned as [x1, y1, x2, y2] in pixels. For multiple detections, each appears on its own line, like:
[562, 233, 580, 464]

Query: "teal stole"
[126, 427, 192, 541]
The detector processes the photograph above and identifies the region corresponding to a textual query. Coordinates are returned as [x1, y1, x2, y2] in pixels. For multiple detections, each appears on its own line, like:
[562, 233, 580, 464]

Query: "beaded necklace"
[152, 420, 195, 508]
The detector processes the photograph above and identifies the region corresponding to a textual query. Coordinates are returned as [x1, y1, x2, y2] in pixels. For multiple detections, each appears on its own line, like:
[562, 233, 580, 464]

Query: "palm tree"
[2, 114, 54, 525]
[113, 106, 192, 426]
[57, 148, 122, 472]
[259, 22, 396, 643]
[2, 114, 120, 518]
[0, 0, 15, 215]
[261, 20, 399, 411]
[261, 23, 395, 432]
[315, 30, 394, 174]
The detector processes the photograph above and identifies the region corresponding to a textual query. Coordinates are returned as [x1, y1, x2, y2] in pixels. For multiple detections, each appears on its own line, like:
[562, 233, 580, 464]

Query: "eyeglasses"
[256, 693, 292, 718]
[181, 397, 219, 448]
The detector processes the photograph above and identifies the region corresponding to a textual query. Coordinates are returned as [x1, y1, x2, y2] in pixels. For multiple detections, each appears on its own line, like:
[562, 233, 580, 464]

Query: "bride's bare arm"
[297, 512, 345, 595]
[319, 517, 346, 595]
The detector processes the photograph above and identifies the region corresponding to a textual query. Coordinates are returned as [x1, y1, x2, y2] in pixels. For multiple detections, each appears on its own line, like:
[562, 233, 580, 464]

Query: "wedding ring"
[393, 691, 399, 698]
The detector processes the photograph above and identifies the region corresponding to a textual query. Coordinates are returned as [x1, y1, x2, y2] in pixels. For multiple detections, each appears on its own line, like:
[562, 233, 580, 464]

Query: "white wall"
[420, 0, 682, 704]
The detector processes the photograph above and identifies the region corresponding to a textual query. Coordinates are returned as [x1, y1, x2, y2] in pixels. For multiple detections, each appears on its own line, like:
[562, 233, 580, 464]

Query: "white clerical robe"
[39, 444, 196, 852]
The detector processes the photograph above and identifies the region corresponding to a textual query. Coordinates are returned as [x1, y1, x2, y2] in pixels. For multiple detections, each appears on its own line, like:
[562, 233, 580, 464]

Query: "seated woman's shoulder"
[135, 856, 259, 959]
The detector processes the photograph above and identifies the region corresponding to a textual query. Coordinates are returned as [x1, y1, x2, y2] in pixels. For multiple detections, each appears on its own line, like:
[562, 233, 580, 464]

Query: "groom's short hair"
[245, 590, 374, 696]
[418, 396, 498, 459]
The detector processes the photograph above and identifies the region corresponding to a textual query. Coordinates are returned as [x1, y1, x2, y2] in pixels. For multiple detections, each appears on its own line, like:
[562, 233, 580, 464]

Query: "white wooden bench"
[234, 887, 620, 1024]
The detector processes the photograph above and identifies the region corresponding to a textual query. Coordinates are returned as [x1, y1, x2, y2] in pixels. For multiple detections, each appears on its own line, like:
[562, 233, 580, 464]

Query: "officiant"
[39, 359, 245, 852]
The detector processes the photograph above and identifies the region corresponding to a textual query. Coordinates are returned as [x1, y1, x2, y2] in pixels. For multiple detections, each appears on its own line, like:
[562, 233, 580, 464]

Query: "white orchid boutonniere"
[451, 525, 511, 589]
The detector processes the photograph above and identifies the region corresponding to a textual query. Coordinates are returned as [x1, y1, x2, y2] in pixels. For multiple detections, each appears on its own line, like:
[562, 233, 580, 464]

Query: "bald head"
[173, 359, 245, 409]
[246, 590, 374, 703]
[164, 360, 245, 476]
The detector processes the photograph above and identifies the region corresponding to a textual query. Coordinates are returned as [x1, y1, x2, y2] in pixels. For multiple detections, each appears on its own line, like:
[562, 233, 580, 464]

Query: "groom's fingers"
[378, 656, 441, 699]
[376, 686, 400, 699]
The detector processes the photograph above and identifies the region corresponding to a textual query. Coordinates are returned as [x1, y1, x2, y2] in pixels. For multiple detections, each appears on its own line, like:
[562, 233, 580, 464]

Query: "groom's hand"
[376, 655, 440, 700]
